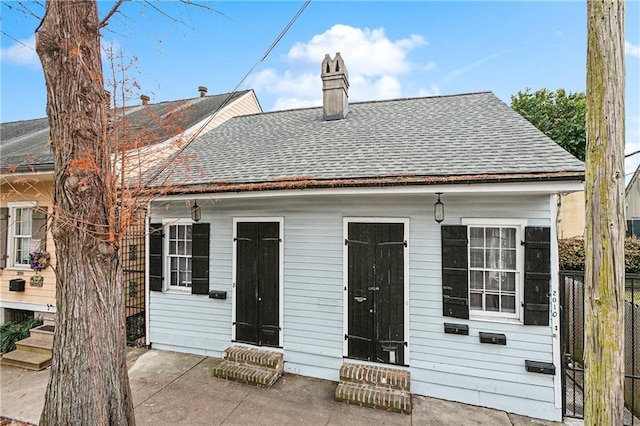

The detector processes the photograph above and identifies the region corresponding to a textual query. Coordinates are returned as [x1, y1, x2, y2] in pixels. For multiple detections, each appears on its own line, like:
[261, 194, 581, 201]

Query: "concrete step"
[214, 359, 282, 388]
[16, 335, 53, 355]
[335, 381, 412, 414]
[339, 363, 410, 391]
[1, 349, 51, 371]
[30, 324, 54, 339]
[223, 346, 283, 370]
[40, 313, 56, 327]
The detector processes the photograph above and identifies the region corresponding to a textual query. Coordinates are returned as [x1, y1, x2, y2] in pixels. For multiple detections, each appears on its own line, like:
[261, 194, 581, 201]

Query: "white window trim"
[6, 201, 37, 270]
[162, 218, 193, 294]
[461, 218, 527, 323]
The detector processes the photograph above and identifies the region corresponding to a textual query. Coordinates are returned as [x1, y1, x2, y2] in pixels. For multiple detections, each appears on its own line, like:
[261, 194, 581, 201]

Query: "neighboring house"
[557, 191, 585, 239]
[0, 88, 262, 326]
[145, 54, 584, 421]
[626, 165, 640, 237]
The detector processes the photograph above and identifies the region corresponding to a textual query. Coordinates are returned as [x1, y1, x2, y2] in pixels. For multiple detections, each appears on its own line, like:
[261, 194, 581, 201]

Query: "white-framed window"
[462, 218, 526, 321]
[166, 221, 192, 290]
[7, 202, 36, 269]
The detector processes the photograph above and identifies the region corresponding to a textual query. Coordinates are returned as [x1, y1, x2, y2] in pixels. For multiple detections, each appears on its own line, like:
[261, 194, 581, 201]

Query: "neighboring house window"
[468, 225, 521, 319]
[168, 223, 192, 288]
[442, 220, 551, 326]
[148, 221, 210, 295]
[0, 203, 47, 270]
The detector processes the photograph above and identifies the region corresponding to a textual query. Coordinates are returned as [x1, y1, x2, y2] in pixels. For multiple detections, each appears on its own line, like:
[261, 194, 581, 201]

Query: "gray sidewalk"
[1, 348, 579, 425]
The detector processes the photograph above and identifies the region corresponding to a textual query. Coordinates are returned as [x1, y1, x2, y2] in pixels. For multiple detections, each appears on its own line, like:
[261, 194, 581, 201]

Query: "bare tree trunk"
[584, 0, 625, 424]
[35, 1, 134, 424]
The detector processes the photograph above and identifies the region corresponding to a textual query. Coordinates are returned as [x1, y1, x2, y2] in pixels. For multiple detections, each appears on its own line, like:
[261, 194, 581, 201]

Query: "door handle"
[354, 297, 366, 303]
[368, 286, 379, 291]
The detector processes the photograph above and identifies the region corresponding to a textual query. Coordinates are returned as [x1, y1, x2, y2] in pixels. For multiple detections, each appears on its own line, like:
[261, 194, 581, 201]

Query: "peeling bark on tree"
[35, 1, 134, 424]
[584, 0, 625, 425]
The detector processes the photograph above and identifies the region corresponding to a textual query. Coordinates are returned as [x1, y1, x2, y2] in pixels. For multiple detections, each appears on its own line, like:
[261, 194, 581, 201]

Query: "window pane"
[470, 249, 484, 268]
[486, 249, 499, 269]
[485, 271, 500, 291]
[187, 226, 192, 239]
[501, 296, 516, 313]
[171, 271, 178, 286]
[178, 240, 185, 255]
[169, 226, 176, 239]
[501, 272, 516, 292]
[503, 249, 516, 270]
[485, 294, 500, 312]
[501, 228, 516, 249]
[486, 228, 500, 248]
[470, 271, 484, 289]
[178, 225, 185, 239]
[470, 228, 484, 248]
[470, 292, 483, 310]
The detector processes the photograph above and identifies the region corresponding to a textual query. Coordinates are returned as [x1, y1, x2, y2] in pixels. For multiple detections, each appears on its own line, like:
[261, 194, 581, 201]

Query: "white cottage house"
[145, 53, 584, 420]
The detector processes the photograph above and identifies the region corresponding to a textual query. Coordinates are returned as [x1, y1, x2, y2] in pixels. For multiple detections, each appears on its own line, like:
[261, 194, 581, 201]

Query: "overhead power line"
[146, 0, 312, 186]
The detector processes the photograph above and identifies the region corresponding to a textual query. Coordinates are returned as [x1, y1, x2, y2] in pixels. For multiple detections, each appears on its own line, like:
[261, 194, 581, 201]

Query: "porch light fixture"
[434, 193, 444, 223]
[191, 201, 201, 222]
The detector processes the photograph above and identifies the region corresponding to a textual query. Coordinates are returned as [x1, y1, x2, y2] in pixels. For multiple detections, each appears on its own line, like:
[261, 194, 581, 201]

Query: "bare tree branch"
[142, 0, 186, 26]
[99, 0, 127, 29]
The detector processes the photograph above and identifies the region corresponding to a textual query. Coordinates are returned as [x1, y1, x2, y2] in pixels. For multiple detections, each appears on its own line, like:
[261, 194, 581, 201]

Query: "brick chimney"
[198, 86, 208, 97]
[140, 95, 150, 106]
[321, 52, 349, 121]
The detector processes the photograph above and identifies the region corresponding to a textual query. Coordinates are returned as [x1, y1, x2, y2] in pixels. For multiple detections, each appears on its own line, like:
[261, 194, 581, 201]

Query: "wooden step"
[335, 381, 412, 414]
[213, 359, 282, 388]
[339, 363, 410, 391]
[223, 346, 283, 370]
[16, 335, 53, 355]
[1, 349, 51, 371]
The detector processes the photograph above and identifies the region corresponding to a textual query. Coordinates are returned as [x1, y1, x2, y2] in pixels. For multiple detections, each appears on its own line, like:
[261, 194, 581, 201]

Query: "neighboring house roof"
[0, 90, 255, 174]
[150, 91, 585, 194]
[626, 163, 640, 197]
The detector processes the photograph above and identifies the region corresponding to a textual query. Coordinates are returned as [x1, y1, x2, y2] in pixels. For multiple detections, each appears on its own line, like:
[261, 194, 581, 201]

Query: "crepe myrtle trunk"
[584, 0, 625, 425]
[35, 1, 134, 424]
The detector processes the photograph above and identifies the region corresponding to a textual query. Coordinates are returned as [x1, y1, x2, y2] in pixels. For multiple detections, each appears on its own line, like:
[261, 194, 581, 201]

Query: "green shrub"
[0, 316, 43, 353]
[559, 236, 640, 273]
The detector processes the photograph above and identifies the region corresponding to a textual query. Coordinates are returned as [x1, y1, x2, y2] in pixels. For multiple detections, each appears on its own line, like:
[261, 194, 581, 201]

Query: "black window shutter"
[191, 223, 210, 295]
[442, 225, 469, 319]
[32, 208, 48, 251]
[523, 227, 551, 325]
[0, 207, 8, 269]
[149, 223, 164, 292]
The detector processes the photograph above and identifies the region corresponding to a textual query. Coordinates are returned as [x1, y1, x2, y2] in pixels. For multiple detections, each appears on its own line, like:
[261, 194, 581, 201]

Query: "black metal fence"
[561, 270, 639, 424]
[121, 208, 147, 346]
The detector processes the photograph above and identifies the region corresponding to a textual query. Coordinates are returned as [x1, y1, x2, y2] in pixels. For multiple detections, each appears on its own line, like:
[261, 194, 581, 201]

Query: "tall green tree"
[511, 88, 586, 161]
[584, 0, 625, 424]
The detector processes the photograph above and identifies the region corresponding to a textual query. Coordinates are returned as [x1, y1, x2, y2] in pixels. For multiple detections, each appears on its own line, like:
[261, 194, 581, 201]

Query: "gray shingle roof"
[0, 90, 252, 173]
[154, 92, 584, 191]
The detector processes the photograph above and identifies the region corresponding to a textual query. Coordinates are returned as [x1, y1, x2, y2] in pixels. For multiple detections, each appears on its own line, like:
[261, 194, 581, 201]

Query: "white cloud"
[0, 35, 39, 67]
[250, 24, 430, 110]
[418, 85, 441, 97]
[422, 61, 436, 71]
[626, 41, 640, 58]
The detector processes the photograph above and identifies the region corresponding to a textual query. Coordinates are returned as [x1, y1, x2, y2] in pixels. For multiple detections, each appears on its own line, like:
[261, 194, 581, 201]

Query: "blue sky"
[1, 1, 639, 176]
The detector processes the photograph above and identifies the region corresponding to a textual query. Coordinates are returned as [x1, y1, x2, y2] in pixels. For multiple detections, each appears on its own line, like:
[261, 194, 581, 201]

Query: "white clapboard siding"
[149, 192, 559, 420]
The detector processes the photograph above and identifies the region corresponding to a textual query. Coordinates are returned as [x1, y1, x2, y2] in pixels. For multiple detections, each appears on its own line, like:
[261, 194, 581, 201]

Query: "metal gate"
[121, 208, 147, 346]
[560, 270, 639, 424]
